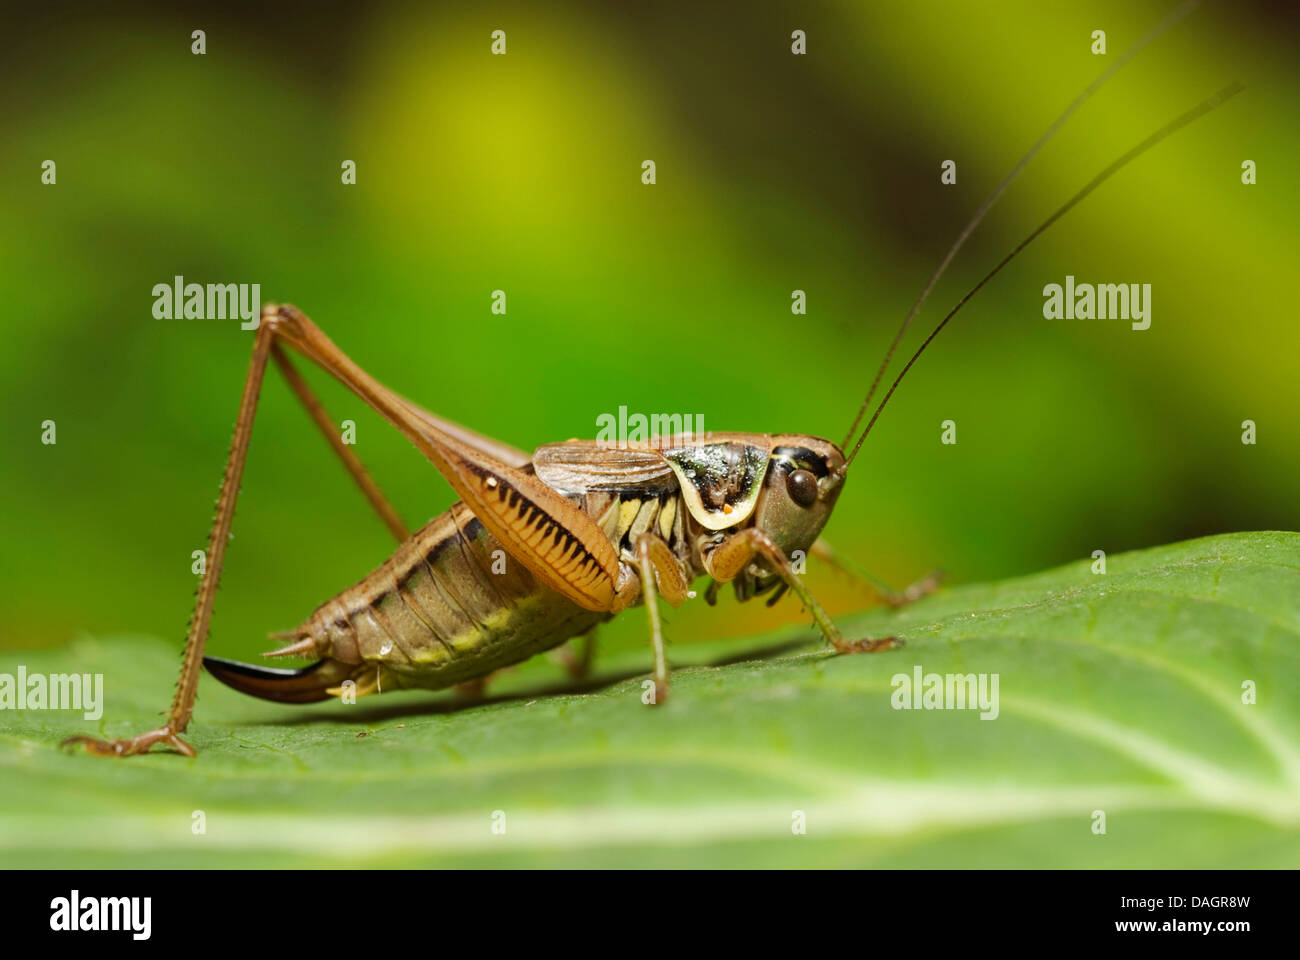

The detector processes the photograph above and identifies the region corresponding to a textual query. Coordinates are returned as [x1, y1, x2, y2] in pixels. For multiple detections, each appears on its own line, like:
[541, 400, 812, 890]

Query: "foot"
[883, 569, 944, 608]
[62, 726, 196, 758]
[837, 636, 904, 654]
[649, 678, 669, 705]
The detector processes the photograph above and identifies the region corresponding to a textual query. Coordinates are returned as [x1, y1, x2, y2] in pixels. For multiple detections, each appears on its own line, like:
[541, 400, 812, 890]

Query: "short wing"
[533, 442, 687, 561]
[531, 441, 678, 498]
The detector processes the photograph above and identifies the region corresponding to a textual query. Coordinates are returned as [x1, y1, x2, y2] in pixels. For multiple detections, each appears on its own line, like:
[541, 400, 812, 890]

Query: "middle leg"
[633, 533, 690, 704]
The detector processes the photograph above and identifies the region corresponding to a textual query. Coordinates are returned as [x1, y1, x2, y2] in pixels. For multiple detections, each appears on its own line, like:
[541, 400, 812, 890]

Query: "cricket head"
[705, 434, 844, 604]
[659, 433, 845, 599]
[661, 434, 846, 551]
[753, 434, 847, 559]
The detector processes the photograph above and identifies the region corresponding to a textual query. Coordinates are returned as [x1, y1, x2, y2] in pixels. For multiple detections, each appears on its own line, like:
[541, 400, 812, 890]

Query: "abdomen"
[296, 502, 606, 689]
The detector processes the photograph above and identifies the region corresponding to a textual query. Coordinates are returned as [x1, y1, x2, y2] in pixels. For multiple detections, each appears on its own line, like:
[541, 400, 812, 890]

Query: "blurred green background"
[2, 0, 1296, 668]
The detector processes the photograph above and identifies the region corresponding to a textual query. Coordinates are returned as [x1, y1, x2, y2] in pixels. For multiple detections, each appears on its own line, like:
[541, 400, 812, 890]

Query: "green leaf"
[2, 531, 1297, 867]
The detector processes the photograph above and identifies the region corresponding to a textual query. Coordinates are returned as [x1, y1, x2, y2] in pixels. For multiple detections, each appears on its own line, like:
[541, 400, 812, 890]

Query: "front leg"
[704, 529, 901, 655]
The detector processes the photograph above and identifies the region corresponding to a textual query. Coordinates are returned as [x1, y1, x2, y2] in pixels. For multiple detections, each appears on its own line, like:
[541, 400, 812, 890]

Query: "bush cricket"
[66, 5, 1240, 757]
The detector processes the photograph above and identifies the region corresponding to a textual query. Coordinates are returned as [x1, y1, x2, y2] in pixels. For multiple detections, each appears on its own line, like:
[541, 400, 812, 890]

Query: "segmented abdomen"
[296, 502, 605, 689]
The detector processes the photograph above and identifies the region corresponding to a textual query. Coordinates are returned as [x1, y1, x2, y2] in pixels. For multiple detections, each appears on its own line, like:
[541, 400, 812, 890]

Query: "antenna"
[841, 0, 1202, 451]
[842, 81, 1245, 469]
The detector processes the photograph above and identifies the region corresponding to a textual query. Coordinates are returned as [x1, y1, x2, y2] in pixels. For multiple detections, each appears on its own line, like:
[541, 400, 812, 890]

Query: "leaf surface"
[2, 532, 1296, 867]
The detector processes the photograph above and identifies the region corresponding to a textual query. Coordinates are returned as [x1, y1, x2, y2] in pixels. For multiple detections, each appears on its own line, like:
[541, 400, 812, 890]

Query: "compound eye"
[785, 468, 818, 507]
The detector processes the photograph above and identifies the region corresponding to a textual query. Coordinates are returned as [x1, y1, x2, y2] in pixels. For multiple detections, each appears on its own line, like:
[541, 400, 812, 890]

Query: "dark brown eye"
[786, 469, 818, 507]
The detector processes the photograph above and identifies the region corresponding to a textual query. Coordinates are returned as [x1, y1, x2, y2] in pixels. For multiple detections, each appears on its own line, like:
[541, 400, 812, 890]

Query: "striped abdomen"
[293, 502, 606, 690]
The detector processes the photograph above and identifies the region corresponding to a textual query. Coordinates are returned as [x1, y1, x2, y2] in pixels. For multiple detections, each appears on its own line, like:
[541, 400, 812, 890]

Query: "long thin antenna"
[841, 0, 1202, 451]
[843, 80, 1244, 469]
